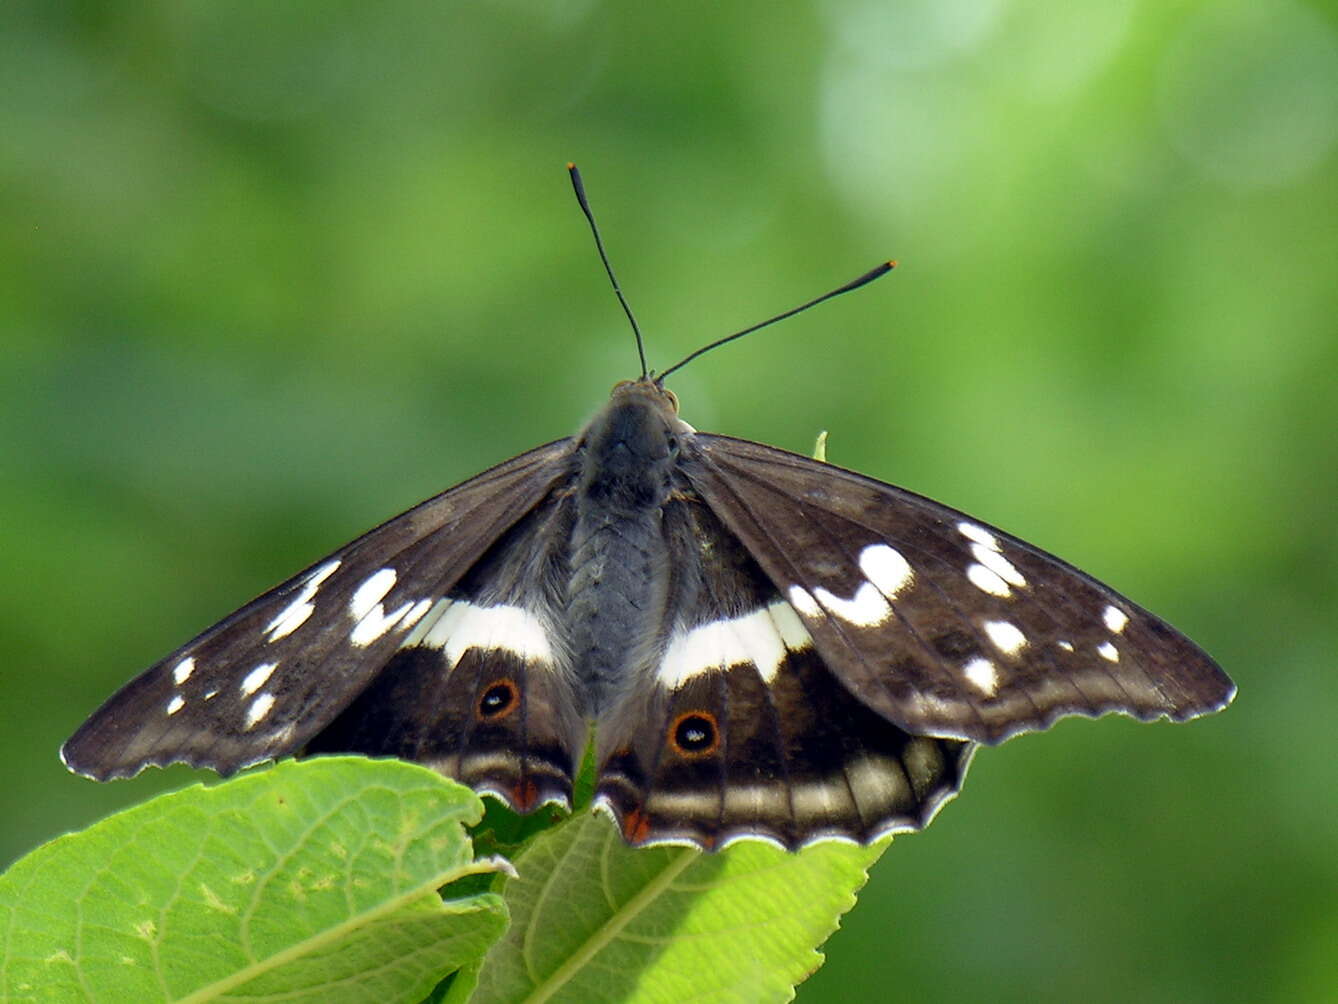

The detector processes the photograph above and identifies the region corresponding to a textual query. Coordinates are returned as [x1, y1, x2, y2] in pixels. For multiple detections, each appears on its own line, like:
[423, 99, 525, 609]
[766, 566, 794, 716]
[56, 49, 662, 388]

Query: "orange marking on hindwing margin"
[511, 778, 540, 812]
[622, 807, 653, 843]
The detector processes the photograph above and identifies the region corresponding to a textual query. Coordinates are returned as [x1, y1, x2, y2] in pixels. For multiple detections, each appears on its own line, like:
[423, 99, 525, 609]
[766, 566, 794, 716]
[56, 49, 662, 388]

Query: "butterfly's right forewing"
[61, 440, 577, 781]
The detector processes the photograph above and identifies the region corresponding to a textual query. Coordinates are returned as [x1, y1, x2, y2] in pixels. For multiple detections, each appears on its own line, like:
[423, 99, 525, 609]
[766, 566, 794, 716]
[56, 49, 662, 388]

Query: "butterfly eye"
[668, 710, 719, 758]
[477, 679, 519, 721]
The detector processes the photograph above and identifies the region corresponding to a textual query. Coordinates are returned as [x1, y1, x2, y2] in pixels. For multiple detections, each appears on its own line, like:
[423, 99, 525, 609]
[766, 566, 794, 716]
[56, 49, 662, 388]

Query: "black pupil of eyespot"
[675, 715, 713, 751]
[481, 684, 513, 715]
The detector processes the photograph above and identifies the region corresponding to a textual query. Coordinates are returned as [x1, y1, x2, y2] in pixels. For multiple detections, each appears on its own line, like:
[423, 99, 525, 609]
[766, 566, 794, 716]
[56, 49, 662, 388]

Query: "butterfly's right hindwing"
[61, 440, 577, 781]
[306, 481, 587, 811]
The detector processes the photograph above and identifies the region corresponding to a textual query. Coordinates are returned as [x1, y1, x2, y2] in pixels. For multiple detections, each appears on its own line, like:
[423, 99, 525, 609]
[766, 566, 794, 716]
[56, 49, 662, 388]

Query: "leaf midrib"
[521, 845, 699, 1004]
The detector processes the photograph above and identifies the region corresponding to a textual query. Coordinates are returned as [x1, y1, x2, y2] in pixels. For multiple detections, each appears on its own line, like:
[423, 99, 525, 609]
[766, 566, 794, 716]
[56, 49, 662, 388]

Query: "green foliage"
[6, 3, 1336, 1000]
[1, 758, 884, 1002]
[462, 812, 885, 1004]
[0, 759, 509, 1002]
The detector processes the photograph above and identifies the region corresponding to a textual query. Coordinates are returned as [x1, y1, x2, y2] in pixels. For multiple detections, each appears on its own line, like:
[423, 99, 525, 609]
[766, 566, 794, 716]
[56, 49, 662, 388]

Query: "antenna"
[655, 260, 896, 383]
[568, 163, 648, 379]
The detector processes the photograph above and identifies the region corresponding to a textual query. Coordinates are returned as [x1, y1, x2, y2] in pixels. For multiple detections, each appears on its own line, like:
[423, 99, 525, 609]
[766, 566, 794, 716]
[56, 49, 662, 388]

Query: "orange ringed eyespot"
[477, 678, 519, 721]
[668, 710, 719, 758]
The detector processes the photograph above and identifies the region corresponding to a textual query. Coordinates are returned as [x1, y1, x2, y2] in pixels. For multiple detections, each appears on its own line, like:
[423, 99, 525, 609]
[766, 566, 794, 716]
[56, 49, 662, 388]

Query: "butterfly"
[62, 167, 1235, 851]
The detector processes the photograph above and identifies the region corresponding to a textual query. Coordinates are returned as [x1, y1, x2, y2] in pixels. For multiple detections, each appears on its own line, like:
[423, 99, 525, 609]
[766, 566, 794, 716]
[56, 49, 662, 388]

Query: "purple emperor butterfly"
[63, 167, 1234, 850]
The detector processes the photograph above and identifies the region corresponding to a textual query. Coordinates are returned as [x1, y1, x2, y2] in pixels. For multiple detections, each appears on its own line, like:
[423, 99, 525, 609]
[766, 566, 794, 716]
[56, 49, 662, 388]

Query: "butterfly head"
[610, 377, 678, 412]
[578, 379, 692, 508]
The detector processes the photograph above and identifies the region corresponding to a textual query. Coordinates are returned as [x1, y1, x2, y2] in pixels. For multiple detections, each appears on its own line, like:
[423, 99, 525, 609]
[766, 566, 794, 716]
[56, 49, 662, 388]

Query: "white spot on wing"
[790, 546, 913, 628]
[766, 601, 812, 652]
[815, 583, 892, 627]
[400, 598, 433, 631]
[844, 754, 906, 814]
[401, 598, 450, 647]
[166, 694, 185, 716]
[347, 567, 425, 647]
[859, 543, 914, 599]
[244, 692, 275, 729]
[172, 657, 195, 685]
[983, 620, 1027, 656]
[309, 558, 342, 584]
[349, 568, 397, 621]
[658, 600, 814, 688]
[265, 559, 341, 642]
[967, 563, 1011, 597]
[970, 542, 1027, 587]
[963, 656, 1000, 695]
[646, 789, 724, 816]
[240, 662, 278, 697]
[413, 600, 554, 666]
[1097, 641, 1120, 662]
[1057, 640, 1074, 652]
[351, 601, 419, 647]
[905, 689, 964, 723]
[956, 521, 999, 550]
[791, 780, 841, 819]
[787, 585, 821, 617]
[1103, 605, 1129, 633]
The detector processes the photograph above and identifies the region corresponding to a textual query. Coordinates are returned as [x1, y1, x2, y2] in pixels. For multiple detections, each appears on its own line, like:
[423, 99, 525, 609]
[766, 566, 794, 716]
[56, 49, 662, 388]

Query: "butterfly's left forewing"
[61, 439, 578, 782]
[681, 435, 1234, 745]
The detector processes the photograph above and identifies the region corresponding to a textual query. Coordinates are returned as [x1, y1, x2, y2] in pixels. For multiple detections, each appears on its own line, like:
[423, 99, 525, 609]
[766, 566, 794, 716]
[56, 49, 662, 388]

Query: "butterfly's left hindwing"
[60, 440, 577, 782]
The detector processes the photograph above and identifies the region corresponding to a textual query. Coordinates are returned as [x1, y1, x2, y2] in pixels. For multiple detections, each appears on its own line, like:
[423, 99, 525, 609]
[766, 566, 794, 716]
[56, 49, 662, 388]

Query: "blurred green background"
[4, 1, 1336, 1000]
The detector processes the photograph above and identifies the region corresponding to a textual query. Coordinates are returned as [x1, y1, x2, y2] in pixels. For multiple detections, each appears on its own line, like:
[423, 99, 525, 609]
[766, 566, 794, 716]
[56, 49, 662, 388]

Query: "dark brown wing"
[306, 481, 586, 812]
[593, 493, 973, 850]
[62, 439, 577, 780]
[679, 434, 1235, 745]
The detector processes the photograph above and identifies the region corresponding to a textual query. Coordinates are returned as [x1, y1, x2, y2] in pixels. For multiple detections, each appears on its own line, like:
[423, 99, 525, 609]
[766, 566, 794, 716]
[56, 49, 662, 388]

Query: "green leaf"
[463, 811, 888, 1004]
[0, 757, 509, 1003]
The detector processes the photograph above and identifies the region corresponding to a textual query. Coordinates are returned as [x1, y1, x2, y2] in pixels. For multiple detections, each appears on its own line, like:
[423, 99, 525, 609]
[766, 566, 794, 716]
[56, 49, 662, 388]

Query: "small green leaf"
[465, 811, 888, 1004]
[0, 757, 509, 1003]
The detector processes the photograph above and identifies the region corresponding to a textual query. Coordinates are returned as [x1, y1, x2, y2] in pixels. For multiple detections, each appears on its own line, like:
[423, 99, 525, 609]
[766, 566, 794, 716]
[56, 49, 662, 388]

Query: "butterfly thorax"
[567, 381, 690, 713]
